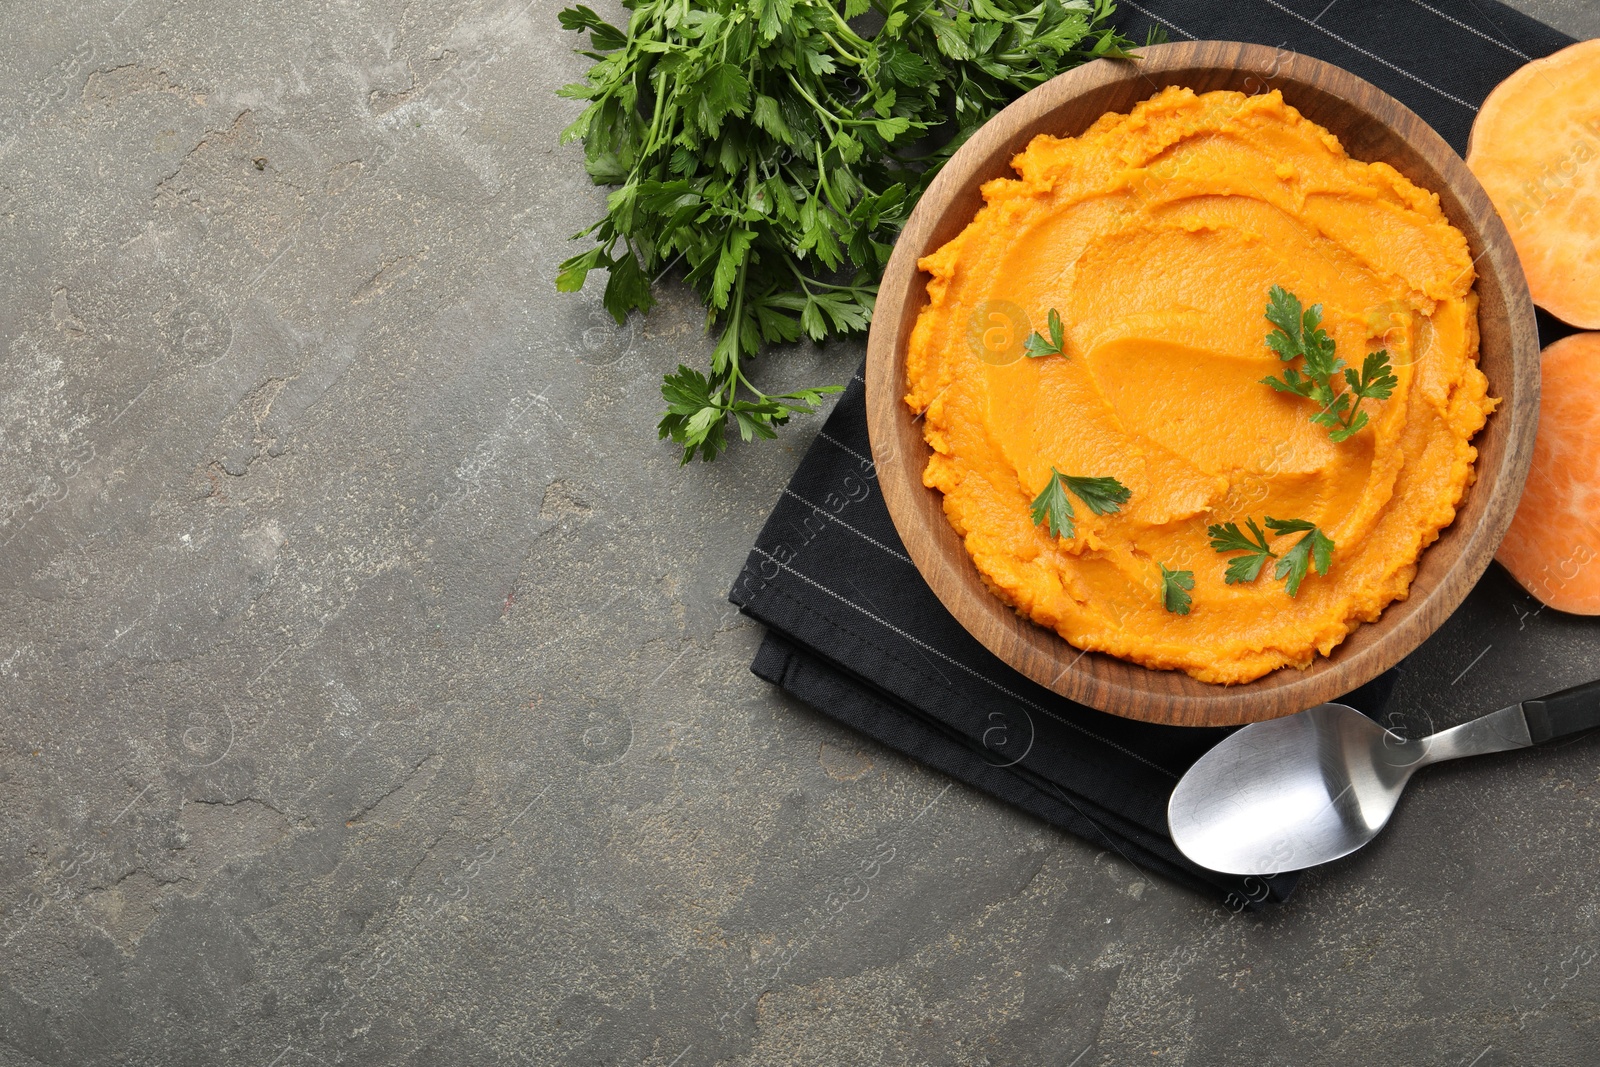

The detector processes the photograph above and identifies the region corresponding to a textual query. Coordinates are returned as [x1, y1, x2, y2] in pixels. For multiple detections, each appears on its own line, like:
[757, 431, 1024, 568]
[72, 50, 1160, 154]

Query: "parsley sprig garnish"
[1159, 564, 1194, 615]
[1207, 517, 1277, 584]
[1024, 308, 1065, 358]
[1261, 286, 1398, 442]
[1207, 516, 1334, 597]
[1266, 518, 1336, 598]
[1030, 469, 1131, 539]
[556, 0, 1144, 462]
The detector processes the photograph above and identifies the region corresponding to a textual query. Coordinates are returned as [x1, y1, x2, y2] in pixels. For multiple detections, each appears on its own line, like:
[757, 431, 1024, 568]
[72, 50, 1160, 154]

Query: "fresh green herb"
[1024, 308, 1066, 358]
[1159, 563, 1194, 615]
[659, 365, 840, 460]
[1030, 470, 1076, 539]
[1264, 516, 1335, 598]
[1029, 469, 1131, 539]
[1062, 474, 1132, 514]
[556, 0, 1144, 462]
[1206, 517, 1277, 585]
[1206, 514, 1335, 597]
[1338, 349, 1399, 440]
[1260, 285, 1397, 442]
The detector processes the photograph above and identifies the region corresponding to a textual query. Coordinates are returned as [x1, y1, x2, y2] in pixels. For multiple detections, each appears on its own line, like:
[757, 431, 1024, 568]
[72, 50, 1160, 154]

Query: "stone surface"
[1514, 0, 1600, 38]
[2, 2, 1599, 1065]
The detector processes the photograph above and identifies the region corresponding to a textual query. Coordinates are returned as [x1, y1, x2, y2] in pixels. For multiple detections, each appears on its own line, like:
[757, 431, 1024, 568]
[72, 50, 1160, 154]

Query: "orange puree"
[905, 87, 1496, 684]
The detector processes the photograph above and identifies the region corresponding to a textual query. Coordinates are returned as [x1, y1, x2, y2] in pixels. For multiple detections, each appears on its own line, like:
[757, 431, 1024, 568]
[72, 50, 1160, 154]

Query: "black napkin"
[730, 0, 1577, 906]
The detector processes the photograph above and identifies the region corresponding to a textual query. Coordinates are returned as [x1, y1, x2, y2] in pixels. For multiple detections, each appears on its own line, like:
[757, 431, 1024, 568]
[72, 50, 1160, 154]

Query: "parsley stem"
[787, 259, 815, 294]
[819, 30, 867, 65]
[734, 361, 762, 397]
[787, 260, 871, 294]
[718, 258, 750, 404]
[820, 0, 872, 48]
[787, 73, 844, 135]
[642, 71, 669, 158]
[814, 141, 849, 216]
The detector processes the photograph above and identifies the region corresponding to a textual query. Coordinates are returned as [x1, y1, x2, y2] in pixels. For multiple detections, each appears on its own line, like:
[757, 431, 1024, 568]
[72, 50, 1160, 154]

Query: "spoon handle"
[1524, 678, 1600, 744]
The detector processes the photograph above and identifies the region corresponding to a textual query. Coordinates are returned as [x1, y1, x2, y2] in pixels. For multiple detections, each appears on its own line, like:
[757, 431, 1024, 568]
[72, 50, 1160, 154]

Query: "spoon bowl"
[1168, 702, 1532, 875]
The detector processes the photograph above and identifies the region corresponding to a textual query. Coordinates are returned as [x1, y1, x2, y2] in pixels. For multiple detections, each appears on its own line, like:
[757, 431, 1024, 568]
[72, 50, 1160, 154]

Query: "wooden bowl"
[865, 41, 1539, 727]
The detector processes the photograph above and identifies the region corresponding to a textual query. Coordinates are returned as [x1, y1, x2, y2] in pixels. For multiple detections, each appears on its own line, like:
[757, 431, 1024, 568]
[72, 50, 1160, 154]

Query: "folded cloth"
[732, 377, 1397, 905]
[730, 0, 1575, 905]
[1115, 0, 1574, 157]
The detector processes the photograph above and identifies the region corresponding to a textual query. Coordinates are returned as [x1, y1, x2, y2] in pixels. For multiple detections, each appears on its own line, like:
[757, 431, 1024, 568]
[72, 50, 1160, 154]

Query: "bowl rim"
[864, 40, 1540, 727]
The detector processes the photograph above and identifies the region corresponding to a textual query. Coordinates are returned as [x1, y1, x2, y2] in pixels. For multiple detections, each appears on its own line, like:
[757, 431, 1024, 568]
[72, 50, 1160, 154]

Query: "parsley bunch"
[556, 0, 1140, 461]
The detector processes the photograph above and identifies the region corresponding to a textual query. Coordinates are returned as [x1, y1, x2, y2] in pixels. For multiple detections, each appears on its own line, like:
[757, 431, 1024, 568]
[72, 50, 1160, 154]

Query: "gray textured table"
[3, 1, 1599, 1064]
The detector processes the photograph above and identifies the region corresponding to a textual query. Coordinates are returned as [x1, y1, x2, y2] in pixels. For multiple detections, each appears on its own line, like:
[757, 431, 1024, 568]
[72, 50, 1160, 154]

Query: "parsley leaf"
[556, 0, 1140, 461]
[1060, 474, 1131, 514]
[658, 365, 730, 462]
[1030, 470, 1076, 539]
[658, 364, 839, 461]
[1030, 468, 1130, 539]
[1265, 517, 1335, 597]
[1206, 518, 1277, 584]
[1159, 564, 1194, 615]
[1208, 515, 1335, 596]
[1260, 285, 1395, 442]
[1330, 349, 1399, 442]
[1024, 308, 1065, 358]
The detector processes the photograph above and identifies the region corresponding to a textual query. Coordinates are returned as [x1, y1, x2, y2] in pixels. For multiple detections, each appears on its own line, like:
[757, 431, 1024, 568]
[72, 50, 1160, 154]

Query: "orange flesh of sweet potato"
[1496, 333, 1600, 612]
[1467, 39, 1600, 330]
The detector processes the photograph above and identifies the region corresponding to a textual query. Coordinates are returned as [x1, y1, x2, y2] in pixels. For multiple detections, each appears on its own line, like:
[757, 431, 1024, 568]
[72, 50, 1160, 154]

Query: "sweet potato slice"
[1467, 40, 1600, 329]
[1496, 333, 1600, 612]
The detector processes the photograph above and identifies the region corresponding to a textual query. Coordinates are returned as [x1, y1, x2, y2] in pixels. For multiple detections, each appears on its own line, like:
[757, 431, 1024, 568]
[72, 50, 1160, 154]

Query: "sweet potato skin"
[1467, 40, 1600, 330]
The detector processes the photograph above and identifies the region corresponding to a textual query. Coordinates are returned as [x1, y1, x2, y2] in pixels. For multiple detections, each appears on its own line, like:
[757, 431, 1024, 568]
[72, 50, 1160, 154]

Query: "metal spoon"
[1168, 679, 1600, 875]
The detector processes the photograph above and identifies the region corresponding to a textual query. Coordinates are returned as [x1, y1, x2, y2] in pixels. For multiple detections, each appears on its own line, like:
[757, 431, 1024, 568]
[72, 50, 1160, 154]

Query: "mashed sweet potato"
[905, 87, 1496, 684]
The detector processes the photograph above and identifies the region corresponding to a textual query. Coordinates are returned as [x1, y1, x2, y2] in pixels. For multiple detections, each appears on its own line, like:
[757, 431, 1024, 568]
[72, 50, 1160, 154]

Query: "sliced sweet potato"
[1467, 40, 1600, 329]
[1496, 333, 1600, 612]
